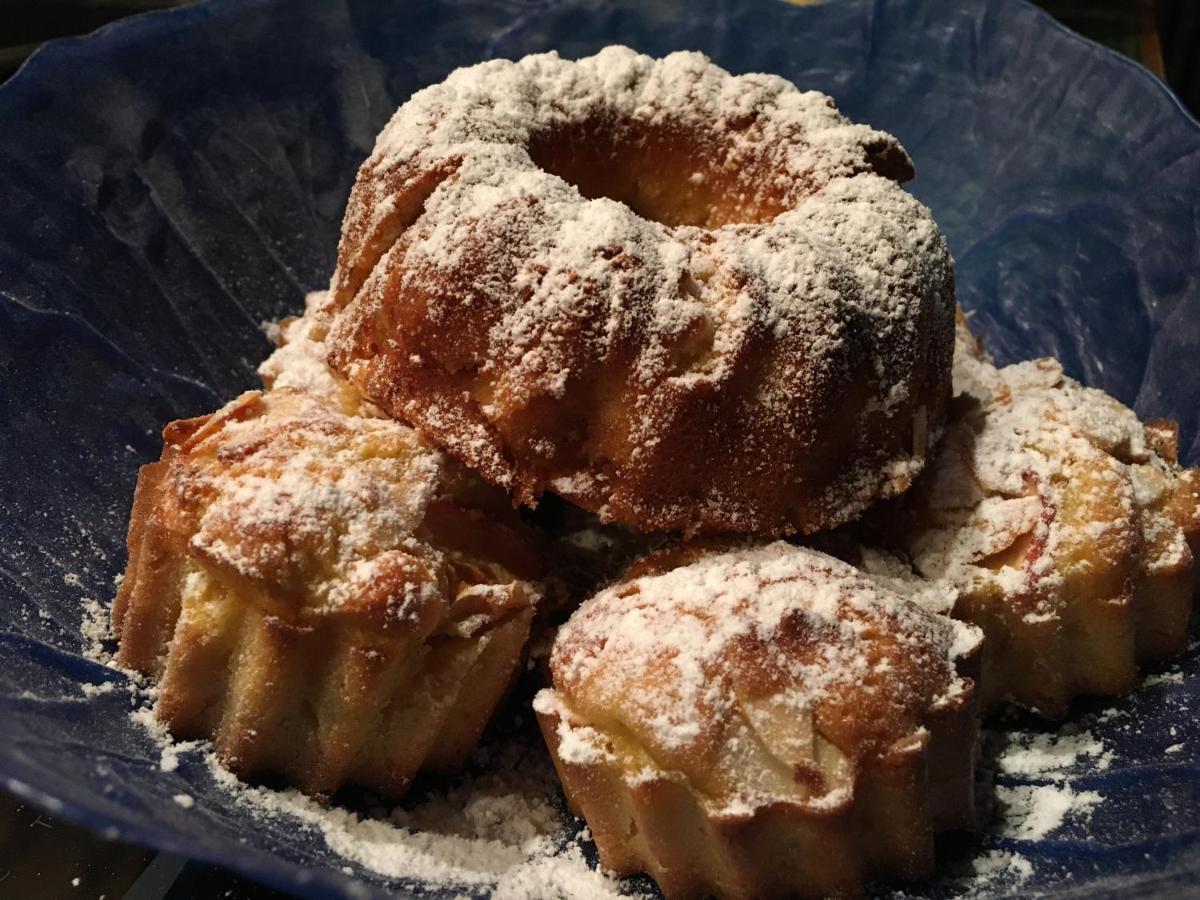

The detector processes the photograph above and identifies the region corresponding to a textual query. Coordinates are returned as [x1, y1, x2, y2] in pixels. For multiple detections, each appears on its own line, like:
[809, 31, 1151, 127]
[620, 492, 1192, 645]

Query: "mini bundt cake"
[534, 542, 981, 899]
[321, 46, 956, 536]
[113, 388, 542, 796]
[870, 324, 1200, 717]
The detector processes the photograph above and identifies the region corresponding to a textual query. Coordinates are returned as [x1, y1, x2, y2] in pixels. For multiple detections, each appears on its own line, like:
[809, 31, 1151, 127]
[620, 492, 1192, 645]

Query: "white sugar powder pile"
[117, 673, 640, 899]
[1142, 670, 1185, 688]
[988, 724, 1109, 842]
[80, 597, 114, 663]
[994, 726, 1113, 779]
[196, 733, 639, 898]
[967, 850, 1035, 883]
[994, 783, 1103, 841]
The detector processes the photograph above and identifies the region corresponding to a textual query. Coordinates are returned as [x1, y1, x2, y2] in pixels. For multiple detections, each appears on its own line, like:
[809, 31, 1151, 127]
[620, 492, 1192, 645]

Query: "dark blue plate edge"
[1004, 0, 1200, 132]
[1, 766, 386, 900]
[6, 0, 1198, 140]
[0, 1, 210, 114]
[0, 4, 443, 893]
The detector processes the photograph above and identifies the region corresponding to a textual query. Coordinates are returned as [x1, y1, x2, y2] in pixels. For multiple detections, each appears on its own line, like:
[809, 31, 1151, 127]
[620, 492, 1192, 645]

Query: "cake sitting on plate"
[109, 46, 1197, 899]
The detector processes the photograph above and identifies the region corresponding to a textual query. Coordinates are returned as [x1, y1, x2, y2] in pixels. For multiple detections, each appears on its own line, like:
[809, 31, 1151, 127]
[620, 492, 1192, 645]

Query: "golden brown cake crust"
[113, 388, 542, 796]
[322, 47, 956, 536]
[535, 541, 980, 899]
[868, 320, 1200, 717]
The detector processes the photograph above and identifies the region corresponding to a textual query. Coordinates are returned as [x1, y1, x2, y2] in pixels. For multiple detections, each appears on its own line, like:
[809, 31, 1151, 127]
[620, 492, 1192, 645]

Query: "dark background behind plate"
[1, 0, 1199, 898]
[4, 1, 1200, 119]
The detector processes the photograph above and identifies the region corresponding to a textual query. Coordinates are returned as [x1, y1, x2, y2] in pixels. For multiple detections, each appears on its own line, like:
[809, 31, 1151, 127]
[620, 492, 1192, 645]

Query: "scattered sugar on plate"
[988, 723, 1110, 841]
[994, 725, 1113, 779]
[80, 597, 115, 663]
[114, 669, 642, 899]
[80, 681, 119, 697]
[968, 850, 1034, 883]
[197, 740, 640, 898]
[1142, 670, 1185, 687]
[994, 783, 1103, 841]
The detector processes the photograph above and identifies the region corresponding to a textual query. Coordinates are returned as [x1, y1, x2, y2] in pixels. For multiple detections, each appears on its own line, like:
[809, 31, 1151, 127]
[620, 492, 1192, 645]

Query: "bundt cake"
[321, 46, 957, 536]
[867, 319, 1200, 716]
[113, 388, 543, 795]
[534, 542, 981, 899]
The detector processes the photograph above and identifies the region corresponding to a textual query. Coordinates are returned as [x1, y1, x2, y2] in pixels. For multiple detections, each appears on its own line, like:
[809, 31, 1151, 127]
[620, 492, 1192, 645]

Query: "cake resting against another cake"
[535, 541, 981, 899]
[320, 46, 956, 537]
[110, 46, 1198, 899]
[114, 388, 542, 796]
[854, 320, 1200, 718]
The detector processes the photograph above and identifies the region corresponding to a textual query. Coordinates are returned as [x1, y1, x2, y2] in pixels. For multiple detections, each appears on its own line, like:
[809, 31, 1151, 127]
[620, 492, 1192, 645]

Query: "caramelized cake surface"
[114, 388, 542, 795]
[322, 46, 955, 535]
[536, 542, 980, 899]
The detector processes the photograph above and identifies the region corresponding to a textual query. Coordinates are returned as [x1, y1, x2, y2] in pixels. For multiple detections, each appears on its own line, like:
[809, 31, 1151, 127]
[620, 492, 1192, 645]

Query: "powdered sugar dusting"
[171, 390, 465, 623]
[80, 597, 115, 663]
[995, 783, 1103, 841]
[964, 850, 1035, 886]
[548, 542, 975, 808]
[367, 47, 898, 185]
[994, 725, 1113, 779]
[854, 544, 959, 617]
[326, 46, 955, 534]
[932, 721, 1117, 895]
[908, 351, 1195, 628]
[131, 693, 640, 898]
[259, 291, 373, 416]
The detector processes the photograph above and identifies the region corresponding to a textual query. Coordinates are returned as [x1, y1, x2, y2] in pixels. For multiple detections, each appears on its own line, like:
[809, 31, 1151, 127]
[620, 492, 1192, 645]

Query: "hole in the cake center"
[527, 118, 786, 229]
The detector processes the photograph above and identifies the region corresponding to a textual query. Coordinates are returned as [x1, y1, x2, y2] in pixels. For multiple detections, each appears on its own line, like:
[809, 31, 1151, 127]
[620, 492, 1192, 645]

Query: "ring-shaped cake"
[323, 46, 956, 534]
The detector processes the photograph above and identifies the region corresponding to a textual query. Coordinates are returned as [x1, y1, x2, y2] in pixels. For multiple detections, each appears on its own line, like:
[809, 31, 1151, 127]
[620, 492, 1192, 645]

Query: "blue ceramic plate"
[1, 0, 1198, 897]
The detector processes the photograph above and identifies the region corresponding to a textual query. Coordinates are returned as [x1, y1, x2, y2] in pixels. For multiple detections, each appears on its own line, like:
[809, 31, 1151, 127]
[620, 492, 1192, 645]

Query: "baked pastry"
[534, 542, 981, 899]
[870, 327, 1200, 717]
[949, 306, 995, 403]
[113, 388, 542, 795]
[258, 289, 375, 417]
[322, 46, 956, 536]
